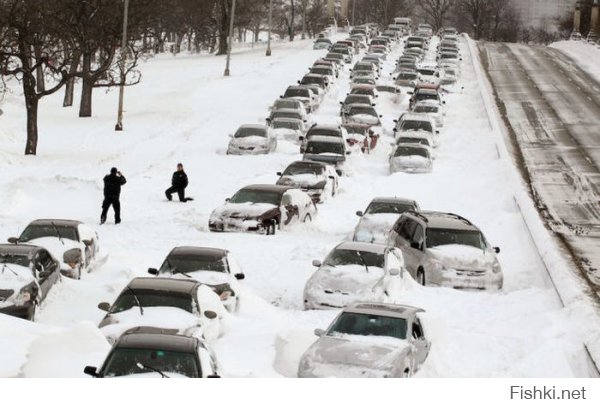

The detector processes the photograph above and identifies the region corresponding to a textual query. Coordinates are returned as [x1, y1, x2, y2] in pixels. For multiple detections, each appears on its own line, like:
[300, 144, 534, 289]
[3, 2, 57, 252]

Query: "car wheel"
[303, 214, 312, 223]
[417, 268, 426, 286]
[403, 368, 411, 378]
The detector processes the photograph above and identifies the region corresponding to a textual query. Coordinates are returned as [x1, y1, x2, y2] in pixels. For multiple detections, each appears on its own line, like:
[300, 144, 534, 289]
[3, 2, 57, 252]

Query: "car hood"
[304, 334, 408, 369]
[428, 244, 495, 270]
[277, 174, 325, 188]
[303, 153, 345, 164]
[0, 263, 34, 298]
[307, 265, 384, 294]
[211, 202, 278, 219]
[390, 156, 430, 166]
[99, 307, 201, 340]
[229, 136, 267, 147]
[26, 237, 81, 267]
[354, 214, 401, 243]
[348, 114, 379, 125]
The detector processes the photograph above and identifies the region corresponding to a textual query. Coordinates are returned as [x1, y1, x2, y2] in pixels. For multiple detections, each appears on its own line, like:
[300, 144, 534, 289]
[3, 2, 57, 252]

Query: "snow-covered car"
[270, 118, 308, 142]
[394, 133, 433, 150]
[268, 98, 309, 120]
[569, 31, 582, 41]
[388, 211, 503, 290]
[226, 124, 277, 155]
[298, 302, 430, 377]
[409, 88, 445, 110]
[97, 277, 224, 345]
[339, 94, 375, 116]
[375, 85, 402, 103]
[393, 113, 439, 146]
[350, 76, 376, 86]
[349, 84, 379, 100]
[298, 74, 329, 92]
[353, 197, 420, 244]
[313, 38, 332, 49]
[309, 66, 336, 83]
[276, 160, 338, 203]
[282, 86, 318, 113]
[367, 46, 388, 60]
[303, 241, 406, 310]
[267, 108, 308, 125]
[84, 326, 221, 378]
[303, 136, 350, 176]
[394, 70, 421, 88]
[147, 246, 245, 313]
[313, 59, 339, 77]
[389, 144, 433, 174]
[411, 101, 444, 127]
[0, 244, 61, 320]
[209, 184, 317, 235]
[324, 52, 345, 66]
[300, 123, 349, 153]
[417, 65, 441, 84]
[8, 219, 100, 279]
[440, 66, 459, 85]
[352, 61, 379, 75]
[342, 104, 382, 126]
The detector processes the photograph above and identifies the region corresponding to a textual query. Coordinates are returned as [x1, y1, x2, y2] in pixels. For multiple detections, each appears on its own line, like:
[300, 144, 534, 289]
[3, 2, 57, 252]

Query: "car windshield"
[272, 120, 302, 130]
[160, 254, 226, 274]
[283, 163, 324, 176]
[426, 228, 485, 249]
[229, 189, 281, 206]
[394, 146, 429, 158]
[398, 73, 417, 80]
[324, 249, 384, 268]
[353, 78, 375, 85]
[401, 120, 432, 132]
[110, 289, 194, 314]
[349, 106, 377, 116]
[302, 77, 323, 85]
[351, 88, 375, 97]
[418, 69, 435, 76]
[284, 89, 309, 98]
[328, 312, 408, 340]
[235, 127, 266, 138]
[271, 111, 302, 120]
[326, 53, 343, 59]
[307, 128, 340, 138]
[311, 68, 330, 75]
[19, 224, 78, 242]
[366, 202, 415, 215]
[274, 100, 300, 110]
[102, 348, 199, 378]
[354, 64, 373, 71]
[305, 141, 345, 155]
[316, 39, 330, 43]
[397, 137, 430, 146]
[416, 93, 439, 102]
[414, 105, 438, 113]
[0, 253, 30, 268]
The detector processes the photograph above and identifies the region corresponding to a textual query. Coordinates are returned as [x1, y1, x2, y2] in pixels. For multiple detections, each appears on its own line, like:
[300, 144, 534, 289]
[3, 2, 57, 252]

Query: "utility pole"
[266, 0, 273, 56]
[114, 0, 130, 131]
[224, 0, 237, 76]
[352, 0, 356, 26]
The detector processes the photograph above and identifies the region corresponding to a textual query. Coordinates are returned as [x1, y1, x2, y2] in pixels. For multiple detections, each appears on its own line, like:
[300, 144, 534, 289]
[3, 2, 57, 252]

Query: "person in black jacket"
[165, 163, 193, 202]
[101, 167, 127, 224]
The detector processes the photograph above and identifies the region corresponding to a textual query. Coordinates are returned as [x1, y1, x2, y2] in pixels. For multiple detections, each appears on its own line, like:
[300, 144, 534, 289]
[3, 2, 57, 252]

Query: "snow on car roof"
[241, 184, 294, 193]
[371, 197, 416, 205]
[29, 219, 82, 227]
[344, 302, 425, 318]
[401, 113, 434, 122]
[170, 246, 228, 258]
[238, 124, 267, 130]
[335, 240, 389, 254]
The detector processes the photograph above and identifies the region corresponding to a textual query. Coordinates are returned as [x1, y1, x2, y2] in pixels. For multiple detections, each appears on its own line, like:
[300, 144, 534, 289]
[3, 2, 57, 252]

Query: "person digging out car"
[101, 167, 127, 224]
[165, 163, 193, 202]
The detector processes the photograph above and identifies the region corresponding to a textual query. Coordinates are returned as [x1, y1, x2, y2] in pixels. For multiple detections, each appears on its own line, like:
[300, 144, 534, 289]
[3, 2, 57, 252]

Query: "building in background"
[512, 0, 577, 29]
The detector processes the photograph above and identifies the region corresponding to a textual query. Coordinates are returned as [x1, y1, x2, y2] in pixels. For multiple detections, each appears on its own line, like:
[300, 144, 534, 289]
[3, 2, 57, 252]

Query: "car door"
[410, 222, 426, 272]
[410, 317, 430, 368]
[391, 217, 418, 274]
[34, 249, 58, 300]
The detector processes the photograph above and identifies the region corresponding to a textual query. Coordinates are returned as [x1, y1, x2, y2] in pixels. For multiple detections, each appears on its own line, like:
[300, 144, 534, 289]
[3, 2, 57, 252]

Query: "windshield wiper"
[356, 251, 370, 273]
[136, 362, 169, 378]
[127, 286, 144, 316]
[167, 262, 192, 278]
[1, 263, 19, 277]
[51, 222, 65, 245]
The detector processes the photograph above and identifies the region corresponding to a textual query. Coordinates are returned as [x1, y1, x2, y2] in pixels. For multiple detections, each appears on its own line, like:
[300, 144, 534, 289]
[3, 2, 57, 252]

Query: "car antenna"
[127, 286, 144, 316]
[51, 222, 65, 245]
[136, 362, 169, 378]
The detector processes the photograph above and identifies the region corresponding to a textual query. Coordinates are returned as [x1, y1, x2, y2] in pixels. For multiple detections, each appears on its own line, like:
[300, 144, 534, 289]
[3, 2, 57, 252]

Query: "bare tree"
[416, 0, 454, 31]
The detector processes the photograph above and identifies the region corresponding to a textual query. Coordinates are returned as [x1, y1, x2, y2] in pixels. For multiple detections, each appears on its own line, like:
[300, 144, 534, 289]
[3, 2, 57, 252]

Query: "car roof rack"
[443, 212, 473, 225]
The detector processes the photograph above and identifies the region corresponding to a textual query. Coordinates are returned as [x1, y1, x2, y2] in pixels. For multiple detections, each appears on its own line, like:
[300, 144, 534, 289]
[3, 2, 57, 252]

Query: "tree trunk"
[23, 84, 39, 155]
[217, 0, 229, 55]
[79, 52, 94, 117]
[33, 45, 45, 93]
[63, 51, 80, 107]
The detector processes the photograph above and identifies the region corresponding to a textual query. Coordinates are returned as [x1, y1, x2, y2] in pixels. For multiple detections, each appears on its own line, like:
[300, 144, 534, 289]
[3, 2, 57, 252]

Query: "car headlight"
[12, 290, 32, 306]
[492, 260, 502, 274]
[298, 356, 313, 373]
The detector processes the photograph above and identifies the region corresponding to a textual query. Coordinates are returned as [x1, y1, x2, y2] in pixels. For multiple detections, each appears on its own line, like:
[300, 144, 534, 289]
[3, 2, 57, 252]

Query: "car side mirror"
[276, 172, 283, 176]
[393, 128, 397, 132]
[98, 302, 110, 312]
[389, 268, 401, 276]
[204, 310, 218, 320]
[436, 130, 440, 134]
[7, 237, 18, 244]
[410, 242, 422, 250]
[328, 176, 335, 180]
[346, 151, 351, 155]
[225, 198, 231, 202]
[356, 210, 363, 217]
[493, 247, 500, 254]
[443, 101, 446, 104]
[379, 115, 383, 118]
[314, 328, 325, 337]
[82, 239, 93, 247]
[235, 273, 245, 280]
[299, 136, 304, 141]
[83, 366, 98, 377]
[297, 80, 301, 84]
[312, 260, 322, 267]
[63, 248, 82, 265]
[372, 103, 376, 106]
[265, 118, 271, 123]
[148, 268, 158, 275]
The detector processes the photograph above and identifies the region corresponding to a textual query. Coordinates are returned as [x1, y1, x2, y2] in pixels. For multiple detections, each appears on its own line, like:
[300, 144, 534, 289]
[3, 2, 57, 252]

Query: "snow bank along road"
[0, 35, 595, 377]
[479, 42, 600, 294]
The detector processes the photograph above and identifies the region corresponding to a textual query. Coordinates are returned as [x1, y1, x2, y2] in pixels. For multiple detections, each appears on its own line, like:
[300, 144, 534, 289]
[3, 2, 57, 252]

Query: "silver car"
[388, 211, 503, 290]
[303, 241, 406, 310]
[298, 302, 431, 377]
[389, 143, 433, 174]
[226, 124, 277, 155]
[353, 197, 420, 244]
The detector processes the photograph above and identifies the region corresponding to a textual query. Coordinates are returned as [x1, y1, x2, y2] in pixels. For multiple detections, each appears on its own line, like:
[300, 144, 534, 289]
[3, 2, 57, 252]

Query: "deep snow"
[0, 35, 594, 377]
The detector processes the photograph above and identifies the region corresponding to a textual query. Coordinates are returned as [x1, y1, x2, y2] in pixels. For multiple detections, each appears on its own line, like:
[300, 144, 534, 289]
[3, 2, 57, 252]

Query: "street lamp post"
[266, 0, 273, 56]
[115, 0, 130, 132]
[224, 0, 237, 76]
